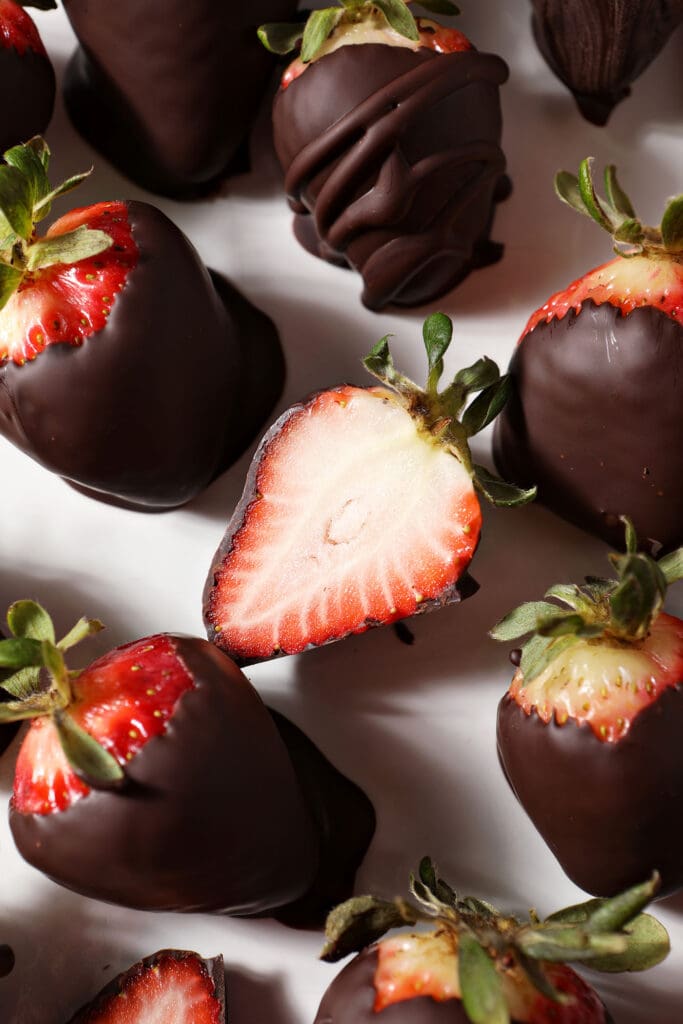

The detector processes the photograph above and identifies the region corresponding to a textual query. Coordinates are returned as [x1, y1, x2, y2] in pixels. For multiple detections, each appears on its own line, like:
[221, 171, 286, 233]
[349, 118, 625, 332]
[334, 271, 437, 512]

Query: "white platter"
[1, 2, 682, 1021]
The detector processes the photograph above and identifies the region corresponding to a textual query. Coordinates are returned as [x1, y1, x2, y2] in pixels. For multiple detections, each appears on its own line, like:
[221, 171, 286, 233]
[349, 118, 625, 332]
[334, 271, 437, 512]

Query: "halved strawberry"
[314, 858, 669, 1024]
[261, 0, 509, 310]
[0, 137, 284, 510]
[0, 1, 55, 150]
[66, 950, 225, 1024]
[3, 600, 373, 919]
[492, 519, 683, 896]
[493, 159, 683, 554]
[205, 314, 534, 665]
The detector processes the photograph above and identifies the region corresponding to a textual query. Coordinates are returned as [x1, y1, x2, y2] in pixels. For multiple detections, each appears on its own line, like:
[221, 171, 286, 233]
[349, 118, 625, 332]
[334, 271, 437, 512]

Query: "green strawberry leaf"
[458, 934, 509, 1024]
[58, 616, 105, 652]
[519, 633, 581, 683]
[452, 356, 500, 395]
[26, 226, 113, 272]
[0, 637, 43, 669]
[0, 666, 42, 700]
[301, 7, 342, 62]
[489, 601, 561, 642]
[423, 312, 453, 392]
[3, 138, 51, 211]
[603, 165, 636, 219]
[462, 377, 511, 437]
[661, 195, 683, 252]
[257, 21, 306, 55]
[320, 895, 414, 962]
[473, 465, 537, 508]
[536, 612, 603, 640]
[0, 264, 23, 314]
[374, 0, 419, 40]
[586, 874, 661, 934]
[53, 710, 126, 788]
[577, 157, 616, 232]
[7, 600, 55, 644]
[517, 926, 626, 963]
[554, 170, 587, 218]
[609, 554, 666, 638]
[658, 546, 683, 585]
[0, 164, 33, 243]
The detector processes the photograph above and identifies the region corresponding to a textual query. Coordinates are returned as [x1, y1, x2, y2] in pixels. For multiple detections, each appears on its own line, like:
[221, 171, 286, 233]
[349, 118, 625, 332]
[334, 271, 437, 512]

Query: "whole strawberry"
[261, 1, 508, 310]
[530, 0, 683, 125]
[493, 159, 683, 554]
[66, 949, 225, 1024]
[0, 137, 284, 510]
[493, 519, 683, 897]
[204, 313, 534, 665]
[3, 601, 374, 918]
[0, 0, 55, 151]
[313, 858, 669, 1024]
[62, 0, 299, 197]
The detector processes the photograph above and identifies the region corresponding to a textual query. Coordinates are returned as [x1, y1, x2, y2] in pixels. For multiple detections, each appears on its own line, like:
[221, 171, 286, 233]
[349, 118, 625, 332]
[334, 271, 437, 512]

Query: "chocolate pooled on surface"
[62, 0, 299, 197]
[530, 0, 683, 125]
[273, 44, 508, 311]
[492, 301, 683, 554]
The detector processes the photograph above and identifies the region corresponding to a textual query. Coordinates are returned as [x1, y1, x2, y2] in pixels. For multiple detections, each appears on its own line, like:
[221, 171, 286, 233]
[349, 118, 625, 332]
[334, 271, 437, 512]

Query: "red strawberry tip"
[363, 312, 536, 509]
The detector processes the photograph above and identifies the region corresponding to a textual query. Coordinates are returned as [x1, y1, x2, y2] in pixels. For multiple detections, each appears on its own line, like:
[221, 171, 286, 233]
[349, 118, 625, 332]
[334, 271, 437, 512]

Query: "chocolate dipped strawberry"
[66, 949, 225, 1024]
[0, 137, 284, 511]
[204, 313, 535, 665]
[3, 600, 374, 918]
[0, 1, 55, 152]
[530, 1, 683, 125]
[313, 857, 669, 1024]
[493, 519, 683, 897]
[261, 1, 509, 310]
[493, 159, 683, 554]
[62, 0, 300, 197]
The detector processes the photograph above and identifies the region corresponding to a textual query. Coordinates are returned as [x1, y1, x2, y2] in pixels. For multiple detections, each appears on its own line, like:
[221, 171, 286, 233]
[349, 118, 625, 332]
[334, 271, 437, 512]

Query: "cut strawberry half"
[205, 313, 534, 664]
[66, 950, 225, 1024]
[493, 519, 683, 895]
[315, 858, 669, 1024]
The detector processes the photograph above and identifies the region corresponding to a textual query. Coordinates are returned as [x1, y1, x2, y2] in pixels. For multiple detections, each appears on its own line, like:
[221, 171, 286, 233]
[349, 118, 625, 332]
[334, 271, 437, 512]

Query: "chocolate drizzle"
[530, 0, 683, 124]
[492, 301, 683, 554]
[0, 46, 54, 153]
[62, 0, 299, 197]
[273, 45, 508, 310]
[497, 687, 683, 897]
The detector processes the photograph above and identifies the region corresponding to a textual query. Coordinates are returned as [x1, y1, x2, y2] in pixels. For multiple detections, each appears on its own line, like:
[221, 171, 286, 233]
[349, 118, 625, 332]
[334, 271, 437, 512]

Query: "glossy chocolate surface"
[530, 0, 683, 124]
[273, 44, 508, 311]
[498, 687, 683, 897]
[62, 0, 299, 197]
[66, 950, 225, 1023]
[10, 637, 320, 914]
[271, 710, 376, 928]
[0, 201, 284, 511]
[492, 301, 683, 554]
[0, 45, 54, 153]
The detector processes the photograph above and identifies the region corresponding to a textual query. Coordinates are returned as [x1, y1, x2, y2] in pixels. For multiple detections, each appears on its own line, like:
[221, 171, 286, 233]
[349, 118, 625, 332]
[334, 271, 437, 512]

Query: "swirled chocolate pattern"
[273, 45, 508, 311]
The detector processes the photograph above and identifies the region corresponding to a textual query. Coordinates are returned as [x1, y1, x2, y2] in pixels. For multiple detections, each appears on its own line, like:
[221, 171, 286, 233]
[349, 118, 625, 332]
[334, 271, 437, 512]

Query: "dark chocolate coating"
[492, 302, 683, 554]
[273, 45, 508, 311]
[0, 943, 14, 979]
[0, 201, 284, 511]
[530, 0, 683, 124]
[270, 710, 376, 929]
[66, 950, 225, 1022]
[0, 45, 54, 152]
[62, 0, 299, 197]
[497, 687, 683, 897]
[10, 637, 320, 914]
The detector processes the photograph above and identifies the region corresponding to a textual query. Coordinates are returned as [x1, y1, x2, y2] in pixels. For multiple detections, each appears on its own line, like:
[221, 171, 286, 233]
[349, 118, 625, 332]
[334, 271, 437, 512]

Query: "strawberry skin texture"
[66, 950, 225, 1024]
[498, 613, 683, 896]
[314, 942, 612, 1023]
[205, 385, 481, 665]
[10, 636, 320, 913]
[0, 0, 46, 56]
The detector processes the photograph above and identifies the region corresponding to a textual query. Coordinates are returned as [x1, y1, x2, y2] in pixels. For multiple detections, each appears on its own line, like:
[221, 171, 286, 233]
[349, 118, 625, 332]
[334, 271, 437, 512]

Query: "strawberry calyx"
[0, 599, 124, 789]
[0, 136, 113, 317]
[491, 518, 683, 690]
[555, 157, 683, 264]
[363, 313, 536, 508]
[259, 0, 461, 65]
[320, 857, 669, 1022]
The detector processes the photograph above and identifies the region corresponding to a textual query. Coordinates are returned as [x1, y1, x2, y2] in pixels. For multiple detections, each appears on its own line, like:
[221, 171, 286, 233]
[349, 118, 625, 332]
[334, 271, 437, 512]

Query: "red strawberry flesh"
[0, 0, 46, 57]
[522, 254, 683, 338]
[206, 385, 481, 661]
[0, 200, 138, 366]
[13, 634, 195, 815]
[68, 950, 224, 1024]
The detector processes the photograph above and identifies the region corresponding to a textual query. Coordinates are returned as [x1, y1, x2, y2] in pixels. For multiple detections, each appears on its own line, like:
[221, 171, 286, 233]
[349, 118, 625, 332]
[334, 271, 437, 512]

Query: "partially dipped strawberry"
[261, 1, 509, 310]
[0, 137, 284, 510]
[62, 0, 300, 197]
[4, 600, 374, 918]
[530, 1, 683, 125]
[493, 159, 683, 554]
[66, 949, 225, 1024]
[204, 313, 535, 665]
[313, 858, 669, 1024]
[0, 1, 55, 152]
[493, 519, 683, 897]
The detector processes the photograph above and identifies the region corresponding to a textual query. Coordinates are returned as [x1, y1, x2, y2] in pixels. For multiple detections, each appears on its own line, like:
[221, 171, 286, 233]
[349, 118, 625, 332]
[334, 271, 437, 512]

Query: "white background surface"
[1, 2, 682, 1021]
